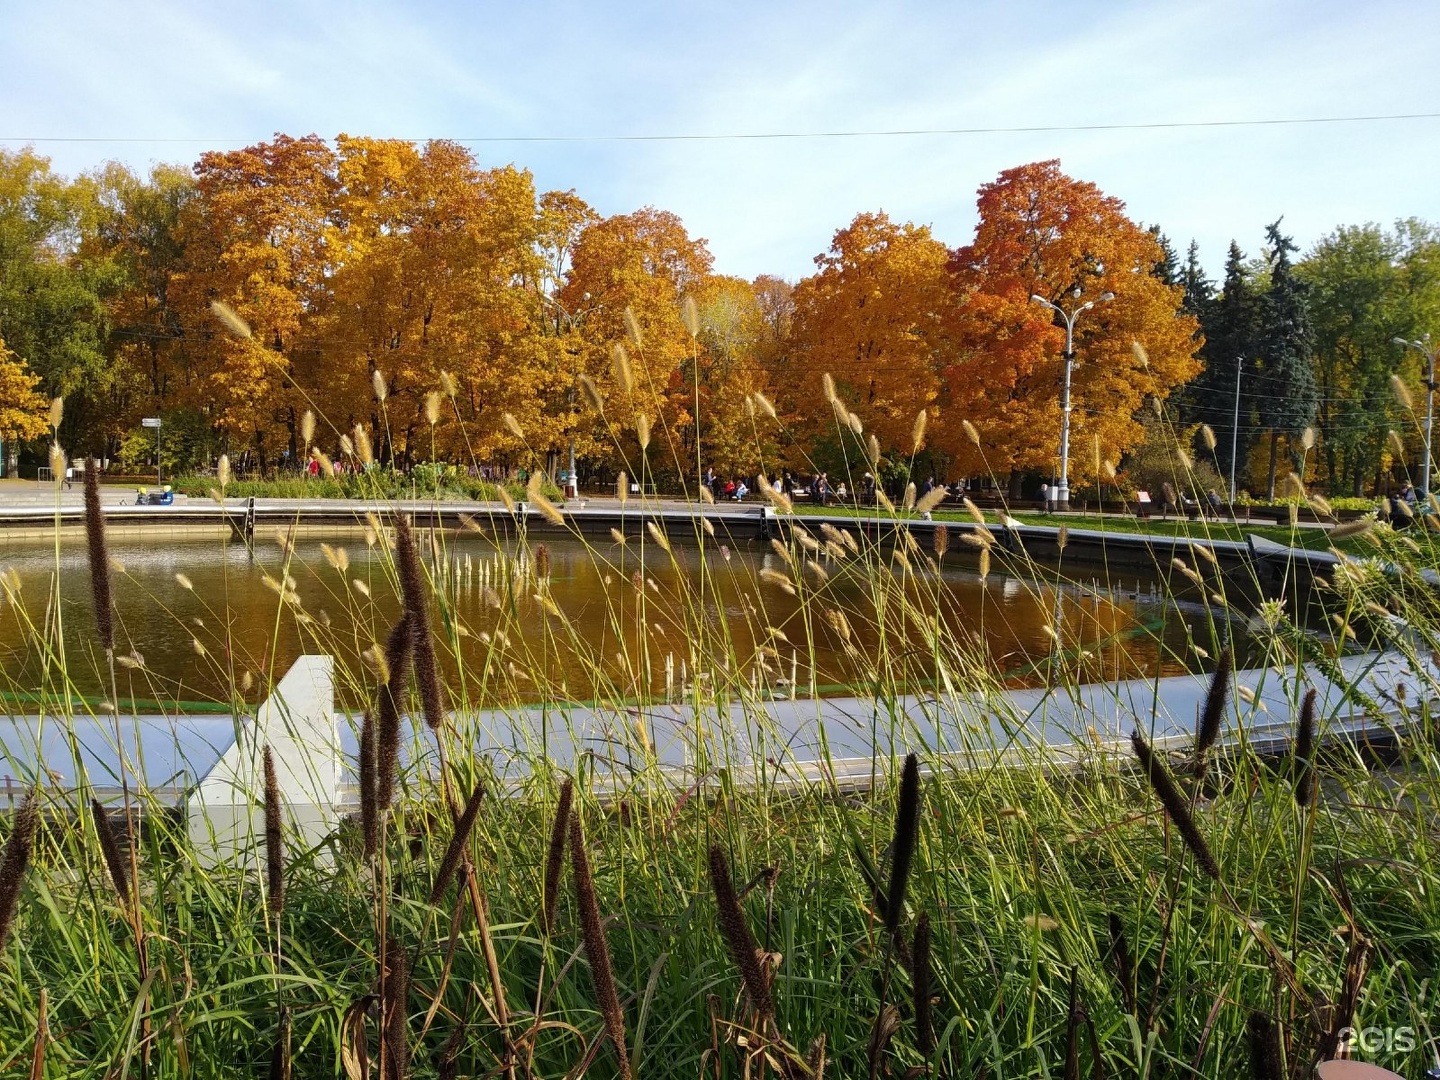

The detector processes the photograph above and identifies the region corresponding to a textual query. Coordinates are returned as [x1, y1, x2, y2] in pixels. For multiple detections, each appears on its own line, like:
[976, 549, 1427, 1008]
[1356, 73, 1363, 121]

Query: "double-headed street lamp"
[1031, 289, 1114, 511]
[1393, 334, 1438, 495]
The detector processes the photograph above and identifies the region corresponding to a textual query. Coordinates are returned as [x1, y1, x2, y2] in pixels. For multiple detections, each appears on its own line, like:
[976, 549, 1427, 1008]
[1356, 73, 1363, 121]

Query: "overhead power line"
[3, 111, 1439, 145]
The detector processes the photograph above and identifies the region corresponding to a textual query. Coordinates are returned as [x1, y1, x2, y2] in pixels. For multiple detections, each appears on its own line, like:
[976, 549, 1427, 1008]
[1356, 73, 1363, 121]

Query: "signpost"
[142, 417, 162, 486]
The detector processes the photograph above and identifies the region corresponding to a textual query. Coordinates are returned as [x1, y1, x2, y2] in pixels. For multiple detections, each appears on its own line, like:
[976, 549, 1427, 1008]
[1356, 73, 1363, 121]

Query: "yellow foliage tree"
[0, 339, 49, 457]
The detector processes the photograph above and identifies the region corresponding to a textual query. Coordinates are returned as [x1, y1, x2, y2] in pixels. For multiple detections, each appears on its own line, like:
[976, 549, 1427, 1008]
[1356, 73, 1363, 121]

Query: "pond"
[0, 529, 1242, 710]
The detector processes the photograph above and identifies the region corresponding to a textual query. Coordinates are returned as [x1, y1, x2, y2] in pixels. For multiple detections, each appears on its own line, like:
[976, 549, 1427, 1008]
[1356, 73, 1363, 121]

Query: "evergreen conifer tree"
[1256, 219, 1318, 498]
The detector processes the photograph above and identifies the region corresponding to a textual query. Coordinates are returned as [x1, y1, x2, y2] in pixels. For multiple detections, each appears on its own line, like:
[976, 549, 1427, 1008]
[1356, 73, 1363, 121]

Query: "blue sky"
[4, 0, 1437, 280]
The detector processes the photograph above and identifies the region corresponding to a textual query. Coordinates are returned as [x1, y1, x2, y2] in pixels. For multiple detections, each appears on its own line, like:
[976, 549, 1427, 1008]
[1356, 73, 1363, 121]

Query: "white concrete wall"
[187, 655, 339, 867]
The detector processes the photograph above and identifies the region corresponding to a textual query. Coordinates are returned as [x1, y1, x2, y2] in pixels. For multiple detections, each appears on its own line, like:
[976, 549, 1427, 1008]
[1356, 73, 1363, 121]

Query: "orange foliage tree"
[938, 161, 1201, 493]
[781, 213, 952, 463]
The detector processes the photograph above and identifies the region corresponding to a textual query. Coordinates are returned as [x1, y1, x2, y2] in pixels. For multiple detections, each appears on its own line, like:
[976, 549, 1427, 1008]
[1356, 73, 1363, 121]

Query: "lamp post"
[541, 292, 597, 499]
[1393, 334, 1438, 495]
[1030, 289, 1114, 511]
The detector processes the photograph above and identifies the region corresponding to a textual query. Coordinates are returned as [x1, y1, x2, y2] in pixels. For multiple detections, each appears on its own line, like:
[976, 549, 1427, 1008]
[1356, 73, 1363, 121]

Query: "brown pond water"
[0, 532, 1241, 708]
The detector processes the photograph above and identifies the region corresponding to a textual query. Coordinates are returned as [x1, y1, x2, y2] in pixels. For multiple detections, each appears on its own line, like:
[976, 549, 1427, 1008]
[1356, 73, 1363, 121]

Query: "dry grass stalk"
[90, 798, 129, 905]
[395, 517, 444, 732]
[429, 781, 485, 904]
[571, 815, 631, 1078]
[708, 844, 774, 1023]
[263, 745, 284, 917]
[83, 460, 115, 655]
[1106, 912, 1136, 1015]
[866, 1003, 900, 1080]
[912, 912, 933, 1057]
[1294, 687, 1318, 807]
[1064, 968, 1081, 1080]
[806, 1034, 827, 1079]
[30, 986, 48, 1080]
[541, 778, 574, 936]
[1193, 648, 1232, 780]
[885, 754, 921, 936]
[0, 788, 39, 951]
[1131, 729, 1221, 881]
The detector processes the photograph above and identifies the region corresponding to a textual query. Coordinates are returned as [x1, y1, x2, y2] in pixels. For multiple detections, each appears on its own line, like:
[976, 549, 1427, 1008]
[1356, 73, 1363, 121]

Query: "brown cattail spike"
[1106, 912, 1136, 1015]
[429, 781, 485, 904]
[1246, 1011, 1283, 1080]
[708, 844, 774, 1021]
[83, 459, 115, 655]
[269, 1008, 291, 1080]
[1131, 729, 1221, 881]
[912, 912, 933, 1057]
[381, 935, 410, 1080]
[0, 788, 40, 951]
[263, 745, 284, 917]
[375, 613, 413, 814]
[571, 815, 631, 1078]
[1294, 687, 1318, 808]
[394, 517, 444, 732]
[541, 777, 574, 935]
[359, 711, 378, 859]
[90, 798, 129, 905]
[885, 753, 921, 936]
[1193, 647, 1232, 779]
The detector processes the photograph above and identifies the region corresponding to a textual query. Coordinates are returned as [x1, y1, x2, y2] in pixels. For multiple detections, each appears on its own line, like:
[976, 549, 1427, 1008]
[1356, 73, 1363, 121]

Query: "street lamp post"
[1030, 289, 1114, 512]
[1393, 334, 1438, 495]
[541, 292, 597, 499]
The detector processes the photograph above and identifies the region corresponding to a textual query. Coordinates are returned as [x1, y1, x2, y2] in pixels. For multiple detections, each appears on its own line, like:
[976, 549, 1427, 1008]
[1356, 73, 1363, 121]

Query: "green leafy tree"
[1184, 242, 1260, 492]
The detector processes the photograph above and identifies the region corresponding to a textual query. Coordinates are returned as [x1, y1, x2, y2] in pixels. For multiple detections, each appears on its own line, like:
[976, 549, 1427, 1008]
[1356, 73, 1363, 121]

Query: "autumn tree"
[560, 207, 713, 478]
[782, 212, 950, 470]
[940, 161, 1201, 495]
[0, 338, 48, 474]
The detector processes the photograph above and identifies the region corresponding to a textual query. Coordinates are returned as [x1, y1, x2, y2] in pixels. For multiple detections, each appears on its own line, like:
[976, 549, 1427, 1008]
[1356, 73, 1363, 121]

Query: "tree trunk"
[1007, 468, 1023, 501]
[1264, 431, 1279, 501]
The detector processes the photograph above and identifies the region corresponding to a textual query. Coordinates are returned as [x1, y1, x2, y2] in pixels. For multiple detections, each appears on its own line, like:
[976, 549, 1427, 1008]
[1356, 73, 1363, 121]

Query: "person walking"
[1039, 481, 1051, 514]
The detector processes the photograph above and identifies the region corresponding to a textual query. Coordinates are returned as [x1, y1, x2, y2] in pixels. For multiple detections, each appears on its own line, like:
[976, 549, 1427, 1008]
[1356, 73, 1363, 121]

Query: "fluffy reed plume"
[48, 396, 63, 431]
[571, 815, 632, 1079]
[372, 368, 388, 403]
[1301, 425, 1315, 451]
[0, 788, 39, 951]
[615, 471, 628, 502]
[579, 373, 604, 412]
[218, 454, 231, 488]
[611, 344, 634, 395]
[354, 423, 374, 466]
[978, 546, 991, 581]
[962, 419, 981, 448]
[911, 408, 928, 453]
[374, 613, 414, 818]
[1387, 428, 1407, 462]
[912, 912, 933, 1057]
[866, 434, 881, 470]
[429, 781, 485, 904]
[681, 295, 700, 338]
[424, 391, 441, 426]
[299, 408, 315, 447]
[90, 798, 129, 904]
[752, 391, 778, 420]
[885, 753, 921, 935]
[1330, 517, 1373, 540]
[1105, 912, 1136, 1015]
[624, 305, 644, 348]
[1131, 729, 1221, 881]
[439, 370, 457, 397]
[210, 299, 252, 338]
[1201, 423, 1217, 451]
[503, 412, 524, 439]
[394, 517, 444, 731]
[1245, 1011, 1283, 1080]
[83, 459, 115, 654]
[381, 936, 410, 1080]
[1390, 373, 1414, 410]
[933, 524, 949, 558]
[846, 410, 863, 435]
[821, 371, 837, 405]
[903, 482, 917, 511]
[1293, 687, 1318, 807]
[262, 745, 284, 917]
[916, 484, 947, 514]
[535, 543, 551, 580]
[646, 520, 671, 553]
[541, 778, 574, 936]
[359, 711, 378, 859]
[1132, 341, 1149, 368]
[708, 845, 774, 1021]
[527, 472, 565, 526]
[635, 413, 651, 451]
[1193, 648, 1232, 779]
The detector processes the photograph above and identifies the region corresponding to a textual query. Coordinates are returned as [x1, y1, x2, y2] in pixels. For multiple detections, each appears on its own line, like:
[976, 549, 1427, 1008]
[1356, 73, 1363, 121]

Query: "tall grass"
[0, 353, 1436, 1078]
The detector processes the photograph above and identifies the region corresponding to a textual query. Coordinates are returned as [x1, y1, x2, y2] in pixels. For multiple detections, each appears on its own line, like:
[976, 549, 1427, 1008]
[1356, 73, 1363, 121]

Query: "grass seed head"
[541, 777, 574, 935]
[1390, 373, 1415, 411]
[395, 516, 444, 732]
[1294, 686, 1318, 807]
[708, 844, 774, 1021]
[0, 788, 40, 952]
[371, 368, 388, 403]
[912, 912, 933, 1056]
[424, 391, 441, 426]
[263, 744, 284, 916]
[90, 798, 130, 907]
[429, 781, 485, 904]
[571, 815, 632, 1078]
[623, 305, 644, 349]
[885, 753, 922, 936]
[210, 299, 251, 338]
[681, 295, 700, 338]
[1131, 728, 1221, 881]
[1193, 647, 1232, 779]
[611, 344, 634, 395]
